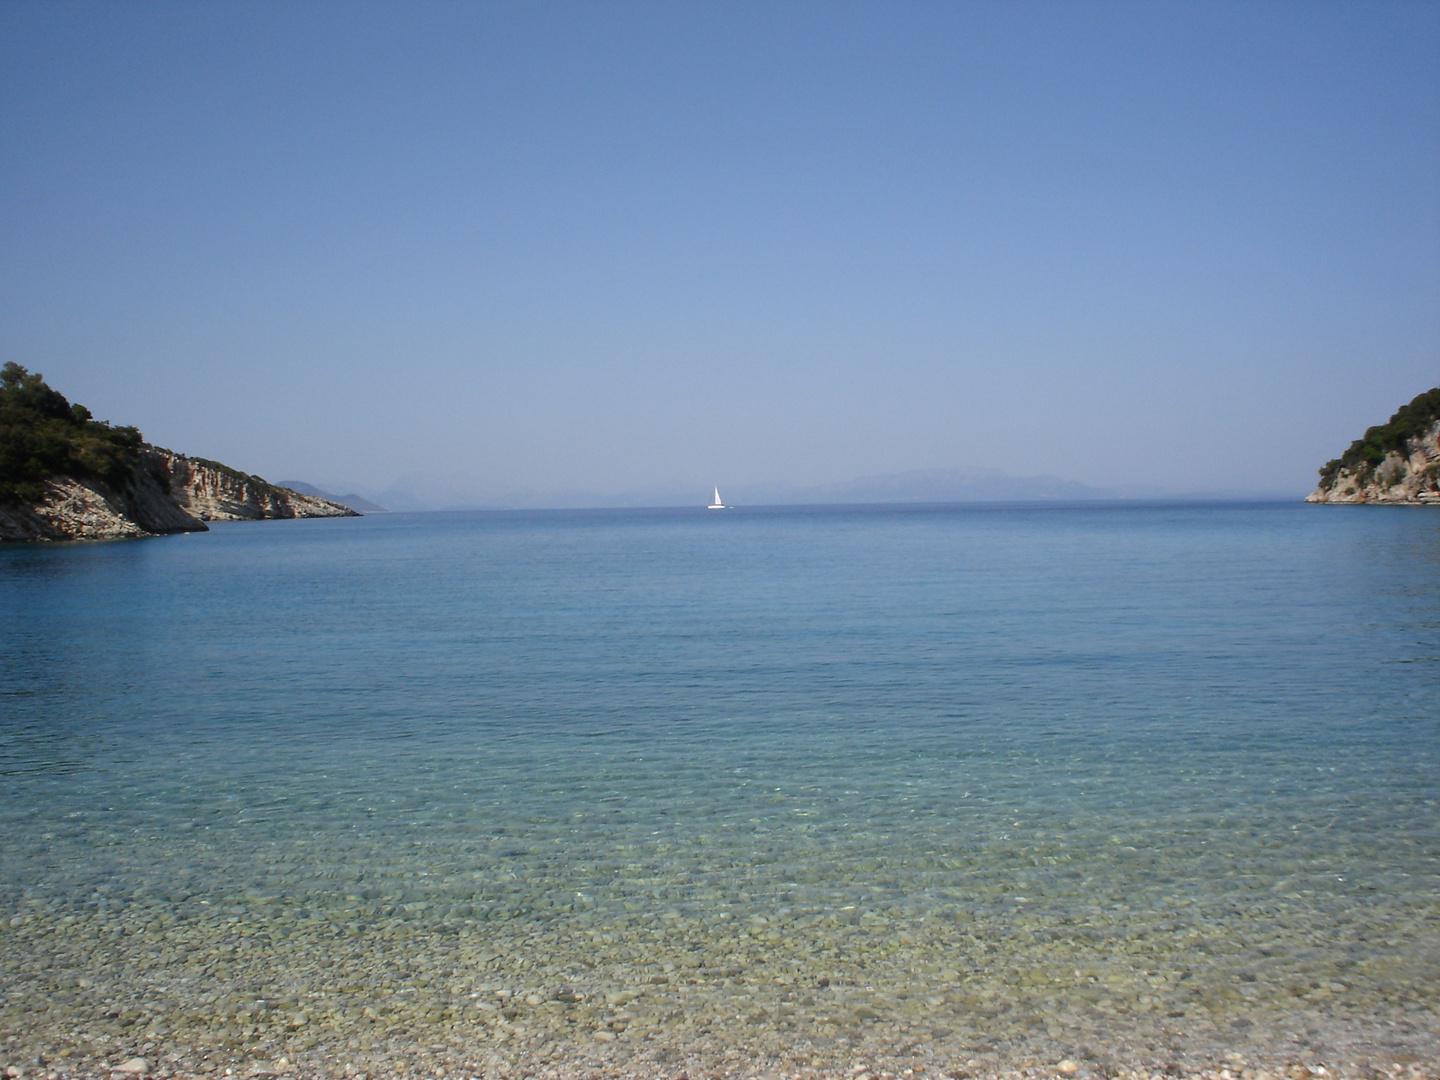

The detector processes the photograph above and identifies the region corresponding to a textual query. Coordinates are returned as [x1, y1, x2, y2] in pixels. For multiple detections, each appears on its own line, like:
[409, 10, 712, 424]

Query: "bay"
[1, 503, 1437, 1076]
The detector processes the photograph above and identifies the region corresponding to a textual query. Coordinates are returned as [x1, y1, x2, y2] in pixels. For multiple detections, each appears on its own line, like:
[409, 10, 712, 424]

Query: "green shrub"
[0, 363, 144, 502]
[1318, 387, 1440, 489]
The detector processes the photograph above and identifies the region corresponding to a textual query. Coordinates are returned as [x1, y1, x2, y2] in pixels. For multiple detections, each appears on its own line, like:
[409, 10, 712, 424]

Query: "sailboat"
[707, 486, 728, 510]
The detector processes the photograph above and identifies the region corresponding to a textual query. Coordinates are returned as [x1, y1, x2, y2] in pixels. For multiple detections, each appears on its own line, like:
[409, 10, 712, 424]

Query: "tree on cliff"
[0, 363, 144, 502]
[1318, 386, 1440, 490]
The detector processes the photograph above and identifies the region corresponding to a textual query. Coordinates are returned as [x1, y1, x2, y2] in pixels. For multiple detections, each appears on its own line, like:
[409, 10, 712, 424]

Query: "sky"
[2, 1, 1437, 505]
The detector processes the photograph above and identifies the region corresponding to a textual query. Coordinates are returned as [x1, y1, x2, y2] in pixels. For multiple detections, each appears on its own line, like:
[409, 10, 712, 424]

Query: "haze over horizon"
[295, 468, 1276, 514]
[2, 1, 1437, 505]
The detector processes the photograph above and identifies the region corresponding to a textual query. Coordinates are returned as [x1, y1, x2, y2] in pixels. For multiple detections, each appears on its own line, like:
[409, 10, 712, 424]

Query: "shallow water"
[1, 503, 1437, 1076]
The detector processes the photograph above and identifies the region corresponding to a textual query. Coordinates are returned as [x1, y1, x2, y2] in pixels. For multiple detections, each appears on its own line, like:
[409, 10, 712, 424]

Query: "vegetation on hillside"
[0, 363, 143, 502]
[1319, 387, 1440, 489]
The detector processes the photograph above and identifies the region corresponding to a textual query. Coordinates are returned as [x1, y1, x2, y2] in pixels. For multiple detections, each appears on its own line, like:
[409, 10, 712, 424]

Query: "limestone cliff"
[1, 363, 363, 542]
[156, 450, 360, 522]
[0, 447, 208, 541]
[0, 449, 361, 542]
[1307, 388, 1440, 505]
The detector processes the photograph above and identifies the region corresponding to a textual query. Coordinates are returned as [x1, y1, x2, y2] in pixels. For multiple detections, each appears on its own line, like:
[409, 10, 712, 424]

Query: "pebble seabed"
[4, 742, 1437, 1080]
[3, 872, 1436, 1080]
[4, 494, 1438, 1078]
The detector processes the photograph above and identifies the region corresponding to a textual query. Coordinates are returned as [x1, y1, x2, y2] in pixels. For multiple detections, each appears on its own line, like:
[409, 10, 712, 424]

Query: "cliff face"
[0, 449, 360, 542]
[156, 450, 360, 522]
[0, 448, 208, 541]
[1307, 404, 1440, 506]
[0, 364, 362, 542]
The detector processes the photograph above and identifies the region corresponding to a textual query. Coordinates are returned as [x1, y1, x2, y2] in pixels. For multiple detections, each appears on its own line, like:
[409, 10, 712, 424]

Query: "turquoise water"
[1, 503, 1437, 1077]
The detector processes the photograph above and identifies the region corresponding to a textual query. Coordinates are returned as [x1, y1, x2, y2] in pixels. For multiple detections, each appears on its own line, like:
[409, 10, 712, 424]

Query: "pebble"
[2, 830, 1438, 1079]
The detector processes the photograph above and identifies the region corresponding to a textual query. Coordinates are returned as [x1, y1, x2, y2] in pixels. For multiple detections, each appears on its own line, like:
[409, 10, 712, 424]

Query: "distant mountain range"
[736, 469, 1139, 505]
[298, 468, 1298, 513]
[277, 481, 388, 513]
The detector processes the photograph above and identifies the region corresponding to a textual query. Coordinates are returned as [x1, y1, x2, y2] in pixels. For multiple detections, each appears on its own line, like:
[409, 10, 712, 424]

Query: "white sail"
[708, 487, 727, 509]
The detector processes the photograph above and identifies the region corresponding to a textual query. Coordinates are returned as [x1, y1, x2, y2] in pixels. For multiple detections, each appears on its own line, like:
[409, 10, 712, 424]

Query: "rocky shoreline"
[0, 364, 361, 541]
[1307, 394, 1440, 505]
[152, 449, 360, 525]
[1305, 417, 1440, 504]
[0, 447, 358, 542]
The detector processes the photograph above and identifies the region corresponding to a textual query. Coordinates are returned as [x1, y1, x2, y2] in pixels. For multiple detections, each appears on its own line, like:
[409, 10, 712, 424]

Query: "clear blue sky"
[2, 1, 1437, 501]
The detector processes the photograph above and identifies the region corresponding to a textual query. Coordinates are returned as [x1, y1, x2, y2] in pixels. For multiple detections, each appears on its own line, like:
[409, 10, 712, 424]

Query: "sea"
[1, 502, 1437, 1078]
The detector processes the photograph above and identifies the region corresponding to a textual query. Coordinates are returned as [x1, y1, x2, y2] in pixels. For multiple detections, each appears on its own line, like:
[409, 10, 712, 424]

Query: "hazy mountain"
[314, 467, 1300, 513]
[735, 469, 1123, 505]
[356, 469, 1170, 511]
[277, 481, 388, 513]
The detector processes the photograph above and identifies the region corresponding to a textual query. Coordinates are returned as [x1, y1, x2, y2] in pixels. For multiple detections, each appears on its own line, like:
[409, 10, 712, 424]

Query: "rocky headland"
[156, 449, 360, 523]
[0, 364, 359, 542]
[1307, 388, 1440, 504]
